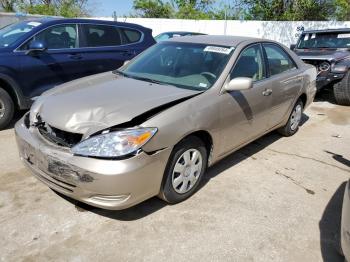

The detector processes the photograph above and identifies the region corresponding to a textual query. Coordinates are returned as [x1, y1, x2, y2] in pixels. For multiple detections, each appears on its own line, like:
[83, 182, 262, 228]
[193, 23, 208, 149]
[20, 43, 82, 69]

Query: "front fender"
[0, 68, 29, 109]
[141, 91, 220, 160]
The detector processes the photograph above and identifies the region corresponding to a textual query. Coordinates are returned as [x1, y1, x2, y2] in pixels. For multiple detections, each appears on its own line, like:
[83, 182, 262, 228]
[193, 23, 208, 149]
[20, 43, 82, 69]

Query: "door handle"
[68, 54, 82, 60]
[262, 88, 273, 96]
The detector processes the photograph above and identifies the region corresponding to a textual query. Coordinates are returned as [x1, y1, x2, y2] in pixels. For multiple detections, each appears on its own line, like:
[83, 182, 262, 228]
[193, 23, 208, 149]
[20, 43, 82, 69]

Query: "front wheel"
[0, 88, 14, 130]
[277, 100, 303, 137]
[159, 136, 208, 204]
[333, 71, 350, 105]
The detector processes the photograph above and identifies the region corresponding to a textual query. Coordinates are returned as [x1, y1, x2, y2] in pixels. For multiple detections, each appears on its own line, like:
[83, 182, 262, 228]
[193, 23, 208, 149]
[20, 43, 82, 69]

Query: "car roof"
[167, 35, 265, 47]
[302, 28, 350, 34]
[24, 17, 150, 31]
[161, 31, 205, 34]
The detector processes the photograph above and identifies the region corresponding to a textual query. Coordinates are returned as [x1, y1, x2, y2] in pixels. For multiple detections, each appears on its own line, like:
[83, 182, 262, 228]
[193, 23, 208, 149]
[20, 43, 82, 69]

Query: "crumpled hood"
[295, 49, 350, 62]
[31, 72, 199, 136]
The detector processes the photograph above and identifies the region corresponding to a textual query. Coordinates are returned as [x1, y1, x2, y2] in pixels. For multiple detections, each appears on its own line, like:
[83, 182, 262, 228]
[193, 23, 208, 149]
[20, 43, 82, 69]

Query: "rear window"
[122, 28, 141, 43]
[80, 24, 122, 47]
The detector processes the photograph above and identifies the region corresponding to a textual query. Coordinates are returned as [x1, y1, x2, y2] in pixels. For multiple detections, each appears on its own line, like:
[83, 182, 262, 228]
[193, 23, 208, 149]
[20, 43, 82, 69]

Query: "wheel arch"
[0, 74, 28, 110]
[175, 130, 214, 164]
[298, 93, 307, 107]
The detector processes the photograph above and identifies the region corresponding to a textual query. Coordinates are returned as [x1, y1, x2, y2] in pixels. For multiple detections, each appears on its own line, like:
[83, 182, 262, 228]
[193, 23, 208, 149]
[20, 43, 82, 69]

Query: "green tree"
[19, 0, 90, 17]
[241, 0, 344, 21]
[0, 0, 16, 12]
[172, 0, 215, 19]
[133, 0, 173, 18]
[334, 0, 350, 20]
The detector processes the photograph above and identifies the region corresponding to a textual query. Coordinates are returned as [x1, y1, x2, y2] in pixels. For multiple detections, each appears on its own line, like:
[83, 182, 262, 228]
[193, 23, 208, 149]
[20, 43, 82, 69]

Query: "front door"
[17, 23, 84, 98]
[219, 44, 273, 156]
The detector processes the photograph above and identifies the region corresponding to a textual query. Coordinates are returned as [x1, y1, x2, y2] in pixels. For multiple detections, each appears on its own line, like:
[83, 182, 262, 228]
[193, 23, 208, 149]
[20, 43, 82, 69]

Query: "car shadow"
[319, 182, 346, 262]
[56, 114, 310, 221]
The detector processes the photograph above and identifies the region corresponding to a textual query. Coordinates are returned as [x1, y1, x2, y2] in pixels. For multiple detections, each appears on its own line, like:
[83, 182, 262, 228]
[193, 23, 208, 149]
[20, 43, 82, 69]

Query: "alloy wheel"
[0, 98, 5, 119]
[290, 104, 302, 131]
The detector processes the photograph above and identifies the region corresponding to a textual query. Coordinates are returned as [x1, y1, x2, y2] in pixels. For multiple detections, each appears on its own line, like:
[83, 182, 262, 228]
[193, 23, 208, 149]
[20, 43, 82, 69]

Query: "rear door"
[219, 44, 273, 154]
[77, 23, 143, 74]
[18, 23, 84, 97]
[262, 43, 303, 127]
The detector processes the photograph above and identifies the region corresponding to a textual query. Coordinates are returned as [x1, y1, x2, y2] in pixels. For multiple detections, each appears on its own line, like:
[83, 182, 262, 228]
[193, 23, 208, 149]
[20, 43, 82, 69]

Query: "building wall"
[109, 17, 350, 46]
[1, 12, 349, 46]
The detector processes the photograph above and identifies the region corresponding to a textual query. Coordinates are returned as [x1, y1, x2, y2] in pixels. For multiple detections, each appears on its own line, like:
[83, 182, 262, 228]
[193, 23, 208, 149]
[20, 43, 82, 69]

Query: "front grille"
[38, 124, 83, 148]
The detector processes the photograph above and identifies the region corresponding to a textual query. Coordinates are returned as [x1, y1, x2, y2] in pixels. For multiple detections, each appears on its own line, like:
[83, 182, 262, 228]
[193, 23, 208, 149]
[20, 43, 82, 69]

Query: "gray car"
[15, 36, 317, 210]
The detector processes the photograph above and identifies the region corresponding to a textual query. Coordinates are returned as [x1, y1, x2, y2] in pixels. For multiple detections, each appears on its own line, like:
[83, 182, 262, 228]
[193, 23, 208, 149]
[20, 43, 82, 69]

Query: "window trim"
[228, 43, 267, 84]
[262, 42, 298, 78]
[14, 22, 145, 53]
[14, 23, 79, 52]
[78, 23, 144, 49]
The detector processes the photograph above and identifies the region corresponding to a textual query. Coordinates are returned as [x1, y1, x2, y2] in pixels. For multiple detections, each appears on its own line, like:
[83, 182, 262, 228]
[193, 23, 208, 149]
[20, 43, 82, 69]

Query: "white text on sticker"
[204, 46, 234, 54]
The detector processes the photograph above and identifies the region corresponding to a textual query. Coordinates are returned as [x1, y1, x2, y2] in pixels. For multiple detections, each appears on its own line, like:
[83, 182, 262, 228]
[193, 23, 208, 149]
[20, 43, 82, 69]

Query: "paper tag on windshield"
[27, 21, 41, 27]
[338, 33, 350, 38]
[204, 46, 234, 55]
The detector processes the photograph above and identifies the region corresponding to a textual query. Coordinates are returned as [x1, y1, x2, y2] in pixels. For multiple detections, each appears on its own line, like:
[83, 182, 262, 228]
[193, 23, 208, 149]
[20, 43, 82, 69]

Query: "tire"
[278, 99, 303, 137]
[0, 87, 14, 130]
[159, 136, 208, 204]
[334, 70, 350, 106]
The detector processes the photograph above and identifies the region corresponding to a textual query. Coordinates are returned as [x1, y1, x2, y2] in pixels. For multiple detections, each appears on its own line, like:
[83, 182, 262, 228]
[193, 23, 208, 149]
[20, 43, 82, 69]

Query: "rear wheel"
[278, 99, 303, 137]
[0, 87, 14, 130]
[333, 70, 350, 105]
[159, 136, 207, 204]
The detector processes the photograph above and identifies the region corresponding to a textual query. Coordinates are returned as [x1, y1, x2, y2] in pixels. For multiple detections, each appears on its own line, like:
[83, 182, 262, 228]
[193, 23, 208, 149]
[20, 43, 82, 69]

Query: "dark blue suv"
[0, 18, 155, 129]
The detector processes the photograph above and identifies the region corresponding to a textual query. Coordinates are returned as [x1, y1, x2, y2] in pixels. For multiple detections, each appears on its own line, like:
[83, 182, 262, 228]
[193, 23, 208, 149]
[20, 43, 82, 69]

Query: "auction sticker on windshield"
[27, 21, 42, 27]
[338, 33, 350, 39]
[204, 46, 234, 55]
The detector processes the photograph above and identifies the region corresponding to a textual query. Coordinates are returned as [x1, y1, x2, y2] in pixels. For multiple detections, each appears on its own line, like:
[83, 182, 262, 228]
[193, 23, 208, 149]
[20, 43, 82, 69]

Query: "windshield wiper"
[129, 75, 166, 85]
[113, 70, 167, 85]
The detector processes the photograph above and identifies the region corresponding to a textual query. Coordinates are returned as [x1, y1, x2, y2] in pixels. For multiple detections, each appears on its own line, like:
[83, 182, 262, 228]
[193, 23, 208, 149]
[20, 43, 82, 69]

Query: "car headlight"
[71, 128, 157, 158]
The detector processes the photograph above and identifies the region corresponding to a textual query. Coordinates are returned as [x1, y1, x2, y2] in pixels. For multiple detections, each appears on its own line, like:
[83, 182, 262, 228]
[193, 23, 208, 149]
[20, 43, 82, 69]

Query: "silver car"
[15, 36, 317, 210]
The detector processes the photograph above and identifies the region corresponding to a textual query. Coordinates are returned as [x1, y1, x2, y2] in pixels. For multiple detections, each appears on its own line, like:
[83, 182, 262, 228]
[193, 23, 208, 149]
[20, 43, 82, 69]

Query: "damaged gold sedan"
[15, 36, 317, 210]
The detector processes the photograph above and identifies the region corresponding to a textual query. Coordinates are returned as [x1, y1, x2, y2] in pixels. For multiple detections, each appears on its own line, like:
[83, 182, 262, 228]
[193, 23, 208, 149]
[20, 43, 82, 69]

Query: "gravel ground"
[0, 98, 349, 262]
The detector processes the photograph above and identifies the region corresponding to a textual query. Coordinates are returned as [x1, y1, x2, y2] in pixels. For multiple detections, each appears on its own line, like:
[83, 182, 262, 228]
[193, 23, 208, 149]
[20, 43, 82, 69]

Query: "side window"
[81, 24, 122, 47]
[264, 44, 296, 76]
[22, 24, 78, 50]
[231, 44, 265, 81]
[122, 28, 142, 44]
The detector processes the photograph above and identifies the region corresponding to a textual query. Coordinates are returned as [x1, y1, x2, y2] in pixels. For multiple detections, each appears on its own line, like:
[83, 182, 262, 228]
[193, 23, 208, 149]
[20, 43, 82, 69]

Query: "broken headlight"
[71, 128, 157, 158]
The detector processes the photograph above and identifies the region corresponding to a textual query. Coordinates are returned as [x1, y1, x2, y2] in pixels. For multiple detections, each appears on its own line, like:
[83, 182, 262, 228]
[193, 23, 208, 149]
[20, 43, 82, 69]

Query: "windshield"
[120, 42, 234, 91]
[297, 32, 350, 49]
[0, 21, 41, 48]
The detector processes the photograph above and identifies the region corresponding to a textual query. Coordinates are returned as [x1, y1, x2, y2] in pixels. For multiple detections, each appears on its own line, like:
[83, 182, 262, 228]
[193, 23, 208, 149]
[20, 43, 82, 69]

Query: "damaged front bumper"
[341, 180, 350, 260]
[316, 72, 344, 90]
[15, 114, 172, 210]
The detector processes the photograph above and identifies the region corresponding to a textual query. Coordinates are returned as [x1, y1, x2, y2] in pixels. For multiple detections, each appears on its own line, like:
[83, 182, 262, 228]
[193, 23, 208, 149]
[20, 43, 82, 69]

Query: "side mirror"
[123, 60, 130, 66]
[26, 40, 47, 55]
[225, 77, 253, 92]
[290, 44, 296, 51]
